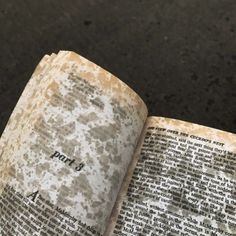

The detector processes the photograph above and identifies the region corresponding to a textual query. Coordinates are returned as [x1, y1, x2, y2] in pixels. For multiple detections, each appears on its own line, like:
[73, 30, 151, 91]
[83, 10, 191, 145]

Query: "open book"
[0, 51, 235, 236]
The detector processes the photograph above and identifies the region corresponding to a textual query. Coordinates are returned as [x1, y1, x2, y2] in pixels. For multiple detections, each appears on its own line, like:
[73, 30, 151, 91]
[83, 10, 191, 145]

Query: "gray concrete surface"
[0, 0, 235, 134]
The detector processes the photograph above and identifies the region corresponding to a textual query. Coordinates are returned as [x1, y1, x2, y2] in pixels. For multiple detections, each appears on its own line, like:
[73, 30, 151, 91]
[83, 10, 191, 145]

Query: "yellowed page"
[112, 116, 236, 236]
[104, 121, 149, 236]
[0, 51, 147, 235]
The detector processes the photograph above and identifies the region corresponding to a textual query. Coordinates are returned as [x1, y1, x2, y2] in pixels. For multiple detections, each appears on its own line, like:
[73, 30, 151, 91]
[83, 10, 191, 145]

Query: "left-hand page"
[0, 51, 147, 236]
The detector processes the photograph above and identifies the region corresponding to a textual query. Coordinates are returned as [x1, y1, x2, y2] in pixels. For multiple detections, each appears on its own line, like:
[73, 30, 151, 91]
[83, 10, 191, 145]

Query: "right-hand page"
[113, 116, 236, 236]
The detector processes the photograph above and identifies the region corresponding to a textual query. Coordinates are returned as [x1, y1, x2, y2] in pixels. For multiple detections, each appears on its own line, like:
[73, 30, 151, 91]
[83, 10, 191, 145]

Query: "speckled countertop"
[0, 0, 235, 134]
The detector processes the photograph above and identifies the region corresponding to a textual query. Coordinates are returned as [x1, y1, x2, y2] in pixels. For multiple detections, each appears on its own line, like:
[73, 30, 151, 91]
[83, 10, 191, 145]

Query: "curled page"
[0, 51, 147, 235]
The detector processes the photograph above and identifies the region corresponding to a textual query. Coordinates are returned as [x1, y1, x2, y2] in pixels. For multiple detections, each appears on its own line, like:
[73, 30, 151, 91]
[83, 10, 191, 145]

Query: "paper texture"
[0, 51, 147, 235]
[112, 117, 236, 236]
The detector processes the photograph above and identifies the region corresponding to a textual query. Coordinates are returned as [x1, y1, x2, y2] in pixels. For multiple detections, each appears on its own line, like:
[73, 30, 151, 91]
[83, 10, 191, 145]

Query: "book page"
[112, 116, 236, 236]
[0, 51, 148, 235]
